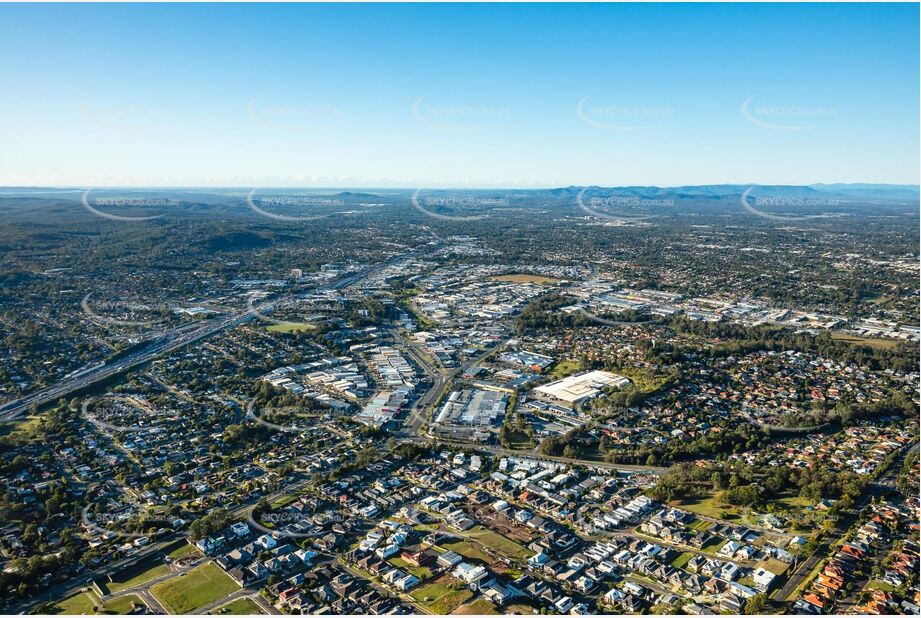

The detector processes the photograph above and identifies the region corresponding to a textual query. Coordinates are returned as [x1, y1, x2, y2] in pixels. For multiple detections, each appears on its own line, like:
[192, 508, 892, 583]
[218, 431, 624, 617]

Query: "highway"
[3, 250, 430, 614]
[0, 257, 397, 424]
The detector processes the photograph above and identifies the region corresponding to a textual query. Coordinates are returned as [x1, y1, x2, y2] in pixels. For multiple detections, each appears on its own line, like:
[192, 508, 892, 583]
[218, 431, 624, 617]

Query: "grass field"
[390, 557, 434, 580]
[102, 594, 147, 614]
[105, 560, 171, 593]
[410, 577, 474, 614]
[505, 603, 540, 614]
[670, 552, 694, 570]
[673, 495, 743, 521]
[777, 494, 813, 509]
[266, 322, 314, 334]
[167, 542, 202, 560]
[505, 429, 535, 450]
[210, 597, 265, 614]
[442, 539, 493, 564]
[759, 558, 791, 576]
[50, 591, 98, 614]
[866, 580, 897, 593]
[270, 494, 300, 508]
[489, 274, 561, 285]
[50, 591, 147, 615]
[550, 359, 583, 379]
[688, 518, 713, 532]
[150, 562, 240, 614]
[830, 332, 899, 350]
[702, 537, 728, 553]
[614, 366, 674, 393]
[453, 597, 499, 614]
[1, 415, 45, 440]
[465, 526, 530, 559]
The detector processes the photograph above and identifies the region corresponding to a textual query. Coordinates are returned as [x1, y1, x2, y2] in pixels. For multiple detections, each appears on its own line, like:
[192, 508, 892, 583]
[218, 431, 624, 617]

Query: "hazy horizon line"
[0, 182, 918, 192]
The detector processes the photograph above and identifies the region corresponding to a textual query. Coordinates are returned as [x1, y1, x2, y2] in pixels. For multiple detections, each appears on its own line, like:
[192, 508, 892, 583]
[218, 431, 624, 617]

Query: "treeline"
[669, 317, 919, 373]
[602, 423, 772, 466]
[188, 509, 233, 540]
[514, 294, 585, 333]
[773, 390, 917, 429]
[897, 449, 919, 495]
[537, 428, 581, 458]
[649, 459, 869, 513]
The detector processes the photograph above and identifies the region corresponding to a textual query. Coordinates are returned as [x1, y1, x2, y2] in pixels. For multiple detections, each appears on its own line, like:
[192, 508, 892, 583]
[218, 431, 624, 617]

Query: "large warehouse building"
[533, 370, 629, 405]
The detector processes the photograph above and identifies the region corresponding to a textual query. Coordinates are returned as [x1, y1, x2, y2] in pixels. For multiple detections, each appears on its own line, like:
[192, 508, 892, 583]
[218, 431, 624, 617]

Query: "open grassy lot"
[465, 525, 530, 559]
[550, 359, 583, 379]
[504, 429, 535, 450]
[270, 493, 300, 508]
[167, 542, 202, 560]
[105, 560, 171, 593]
[702, 537, 727, 553]
[830, 332, 899, 350]
[442, 539, 493, 564]
[688, 518, 713, 532]
[614, 366, 675, 393]
[150, 562, 240, 614]
[266, 322, 315, 334]
[776, 494, 813, 509]
[489, 274, 561, 285]
[49, 591, 147, 615]
[673, 495, 743, 521]
[0, 415, 45, 440]
[866, 580, 897, 593]
[670, 552, 694, 570]
[102, 594, 148, 614]
[210, 597, 265, 614]
[410, 577, 474, 614]
[505, 603, 540, 614]
[50, 591, 98, 614]
[390, 556, 434, 580]
[759, 558, 791, 576]
[452, 597, 499, 614]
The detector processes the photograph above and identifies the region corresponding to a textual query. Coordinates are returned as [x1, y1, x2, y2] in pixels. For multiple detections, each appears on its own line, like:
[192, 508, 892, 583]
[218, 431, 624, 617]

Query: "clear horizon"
[0, 3, 918, 187]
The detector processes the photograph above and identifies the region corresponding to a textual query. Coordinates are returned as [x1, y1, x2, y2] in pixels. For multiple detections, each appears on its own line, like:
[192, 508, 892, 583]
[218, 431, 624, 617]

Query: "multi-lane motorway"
[0, 259, 393, 424]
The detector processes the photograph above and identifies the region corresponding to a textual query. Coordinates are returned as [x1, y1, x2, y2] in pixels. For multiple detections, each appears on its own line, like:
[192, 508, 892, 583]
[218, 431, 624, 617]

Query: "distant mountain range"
[540, 184, 919, 201]
[0, 184, 917, 202]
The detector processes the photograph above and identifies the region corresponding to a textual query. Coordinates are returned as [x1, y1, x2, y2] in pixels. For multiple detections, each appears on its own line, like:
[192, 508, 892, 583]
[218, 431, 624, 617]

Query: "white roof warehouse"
[533, 370, 629, 405]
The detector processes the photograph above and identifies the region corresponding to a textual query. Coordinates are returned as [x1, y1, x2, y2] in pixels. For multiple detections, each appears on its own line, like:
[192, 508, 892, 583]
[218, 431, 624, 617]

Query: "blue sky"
[0, 3, 917, 187]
